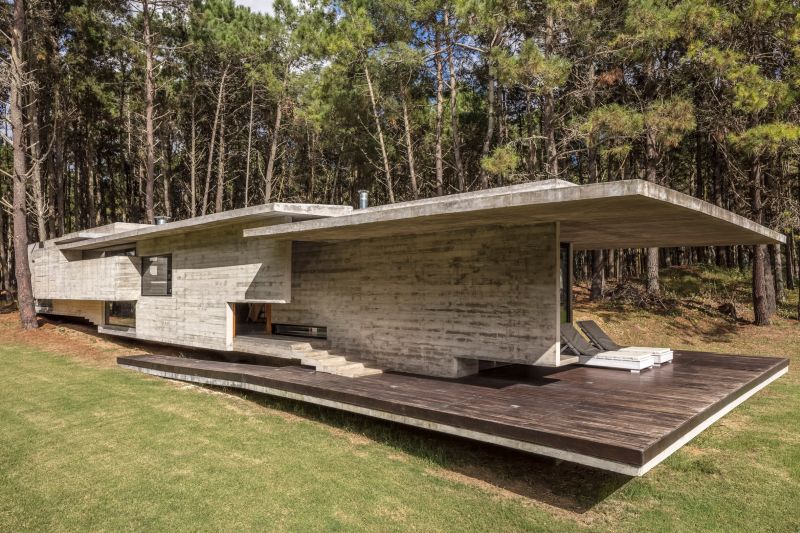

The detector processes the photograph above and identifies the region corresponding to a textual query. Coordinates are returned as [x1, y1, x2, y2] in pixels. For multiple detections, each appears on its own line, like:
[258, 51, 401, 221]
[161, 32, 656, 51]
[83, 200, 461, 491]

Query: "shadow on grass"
[204, 384, 631, 514]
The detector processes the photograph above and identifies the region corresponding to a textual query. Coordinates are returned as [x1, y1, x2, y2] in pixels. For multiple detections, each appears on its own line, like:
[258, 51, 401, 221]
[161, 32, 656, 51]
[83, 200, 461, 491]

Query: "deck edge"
[636, 365, 788, 475]
[119, 363, 646, 476]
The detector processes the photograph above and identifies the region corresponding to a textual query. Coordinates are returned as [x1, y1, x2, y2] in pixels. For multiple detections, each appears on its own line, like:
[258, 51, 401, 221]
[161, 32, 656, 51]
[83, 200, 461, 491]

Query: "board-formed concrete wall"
[134, 221, 291, 350]
[271, 223, 560, 377]
[29, 243, 141, 301]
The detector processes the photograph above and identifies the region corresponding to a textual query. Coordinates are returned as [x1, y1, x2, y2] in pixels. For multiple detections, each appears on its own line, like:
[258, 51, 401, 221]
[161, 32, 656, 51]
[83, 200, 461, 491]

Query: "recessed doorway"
[232, 303, 272, 337]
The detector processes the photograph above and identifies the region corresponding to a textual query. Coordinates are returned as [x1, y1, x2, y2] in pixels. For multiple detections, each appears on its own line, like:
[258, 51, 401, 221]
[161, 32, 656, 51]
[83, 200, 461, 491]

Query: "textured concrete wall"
[134, 221, 291, 350]
[272, 223, 560, 377]
[31, 218, 559, 378]
[29, 243, 141, 301]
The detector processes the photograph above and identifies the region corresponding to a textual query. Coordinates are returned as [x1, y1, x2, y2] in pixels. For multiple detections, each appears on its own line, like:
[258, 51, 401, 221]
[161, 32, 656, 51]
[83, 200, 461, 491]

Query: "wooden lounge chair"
[577, 320, 673, 365]
[560, 323, 654, 373]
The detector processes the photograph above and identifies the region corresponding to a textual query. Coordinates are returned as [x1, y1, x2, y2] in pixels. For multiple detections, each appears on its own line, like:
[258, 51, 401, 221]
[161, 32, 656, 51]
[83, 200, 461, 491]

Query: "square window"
[105, 301, 136, 328]
[141, 255, 172, 296]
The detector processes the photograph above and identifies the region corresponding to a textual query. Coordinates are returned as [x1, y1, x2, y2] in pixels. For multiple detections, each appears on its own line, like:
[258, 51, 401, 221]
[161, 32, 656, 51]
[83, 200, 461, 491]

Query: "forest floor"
[0, 267, 798, 531]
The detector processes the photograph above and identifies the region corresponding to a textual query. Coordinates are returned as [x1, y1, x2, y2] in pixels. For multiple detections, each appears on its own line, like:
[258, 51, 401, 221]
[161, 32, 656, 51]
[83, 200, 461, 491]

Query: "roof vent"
[358, 190, 369, 210]
[154, 216, 171, 225]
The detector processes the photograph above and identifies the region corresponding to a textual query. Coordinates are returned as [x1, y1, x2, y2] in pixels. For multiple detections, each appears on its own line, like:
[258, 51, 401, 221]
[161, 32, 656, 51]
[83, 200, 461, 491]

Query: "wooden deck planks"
[118, 351, 788, 469]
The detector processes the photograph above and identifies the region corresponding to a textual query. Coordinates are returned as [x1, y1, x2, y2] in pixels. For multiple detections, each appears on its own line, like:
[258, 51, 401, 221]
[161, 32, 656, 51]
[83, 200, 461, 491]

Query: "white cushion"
[619, 346, 671, 354]
[590, 350, 654, 362]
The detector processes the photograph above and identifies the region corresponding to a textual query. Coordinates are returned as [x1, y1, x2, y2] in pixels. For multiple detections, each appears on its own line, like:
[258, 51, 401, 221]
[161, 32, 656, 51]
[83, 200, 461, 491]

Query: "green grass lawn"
[1, 266, 799, 531]
[1, 342, 798, 532]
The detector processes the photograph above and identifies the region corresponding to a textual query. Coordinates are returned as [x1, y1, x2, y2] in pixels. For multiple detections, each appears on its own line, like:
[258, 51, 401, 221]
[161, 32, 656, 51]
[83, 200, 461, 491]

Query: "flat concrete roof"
[243, 180, 785, 249]
[57, 203, 353, 251]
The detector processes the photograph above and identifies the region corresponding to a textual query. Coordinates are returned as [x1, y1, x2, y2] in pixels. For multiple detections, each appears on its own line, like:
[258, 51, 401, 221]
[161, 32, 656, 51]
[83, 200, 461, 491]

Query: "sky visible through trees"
[0, 0, 798, 328]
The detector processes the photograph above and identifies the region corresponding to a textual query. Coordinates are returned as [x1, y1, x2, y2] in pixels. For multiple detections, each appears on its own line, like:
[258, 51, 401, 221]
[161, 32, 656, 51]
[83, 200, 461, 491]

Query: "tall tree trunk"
[543, 11, 558, 179]
[588, 144, 604, 300]
[0, 206, 8, 296]
[644, 127, 661, 297]
[364, 65, 393, 203]
[162, 133, 172, 217]
[525, 92, 537, 174]
[265, 69, 287, 203]
[190, 93, 197, 216]
[27, 96, 47, 242]
[203, 64, 228, 215]
[771, 245, 785, 304]
[10, 0, 37, 329]
[401, 93, 418, 199]
[244, 82, 254, 207]
[479, 71, 496, 189]
[587, 62, 603, 300]
[751, 159, 770, 325]
[445, 11, 464, 192]
[86, 138, 98, 226]
[786, 231, 796, 291]
[142, 0, 156, 224]
[434, 29, 444, 196]
[48, 90, 65, 237]
[215, 107, 226, 213]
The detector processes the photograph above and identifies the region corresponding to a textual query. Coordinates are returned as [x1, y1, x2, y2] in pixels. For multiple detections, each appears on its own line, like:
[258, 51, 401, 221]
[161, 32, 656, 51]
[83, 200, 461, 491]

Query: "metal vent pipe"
[358, 190, 369, 209]
[154, 216, 171, 225]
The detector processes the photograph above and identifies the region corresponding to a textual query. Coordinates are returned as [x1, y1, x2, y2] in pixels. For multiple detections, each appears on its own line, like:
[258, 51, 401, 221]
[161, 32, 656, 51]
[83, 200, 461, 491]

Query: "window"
[141, 255, 172, 296]
[560, 243, 572, 323]
[105, 301, 136, 328]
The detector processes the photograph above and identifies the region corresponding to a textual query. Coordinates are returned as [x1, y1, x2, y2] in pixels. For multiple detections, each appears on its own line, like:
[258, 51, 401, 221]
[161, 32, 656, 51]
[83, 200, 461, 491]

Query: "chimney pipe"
[357, 190, 369, 210]
[154, 216, 171, 225]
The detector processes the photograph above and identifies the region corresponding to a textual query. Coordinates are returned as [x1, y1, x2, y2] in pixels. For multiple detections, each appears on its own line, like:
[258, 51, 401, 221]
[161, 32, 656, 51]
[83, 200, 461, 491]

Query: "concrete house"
[29, 179, 789, 474]
[30, 178, 783, 377]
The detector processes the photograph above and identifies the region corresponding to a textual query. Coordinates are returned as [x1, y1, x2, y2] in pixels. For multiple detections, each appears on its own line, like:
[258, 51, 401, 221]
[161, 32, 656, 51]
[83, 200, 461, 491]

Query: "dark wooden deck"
[118, 351, 788, 475]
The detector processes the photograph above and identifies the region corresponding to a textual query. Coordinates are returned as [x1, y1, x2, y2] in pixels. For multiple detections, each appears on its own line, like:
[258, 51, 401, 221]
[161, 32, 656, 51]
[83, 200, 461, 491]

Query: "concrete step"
[290, 343, 315, 352]
[319, 362, 364, 373]
[301, 354, 347, 366]
[334, 367, 384, 378]
[294, 345, 384, 378]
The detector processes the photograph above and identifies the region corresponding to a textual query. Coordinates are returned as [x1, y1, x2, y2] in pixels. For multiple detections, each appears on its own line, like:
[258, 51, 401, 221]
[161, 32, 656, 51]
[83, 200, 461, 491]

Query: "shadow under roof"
[242, 180, 785, 249]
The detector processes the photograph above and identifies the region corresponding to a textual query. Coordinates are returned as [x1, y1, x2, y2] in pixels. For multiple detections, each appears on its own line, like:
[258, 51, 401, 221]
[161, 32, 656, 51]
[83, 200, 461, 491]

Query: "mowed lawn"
[1, 273, 799, 531]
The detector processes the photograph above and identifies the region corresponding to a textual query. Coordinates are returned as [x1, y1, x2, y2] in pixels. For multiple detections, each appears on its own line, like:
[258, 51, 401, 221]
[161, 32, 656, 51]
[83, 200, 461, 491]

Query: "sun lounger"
[560, 323, 654, 373]
[577, 320, 673, 365]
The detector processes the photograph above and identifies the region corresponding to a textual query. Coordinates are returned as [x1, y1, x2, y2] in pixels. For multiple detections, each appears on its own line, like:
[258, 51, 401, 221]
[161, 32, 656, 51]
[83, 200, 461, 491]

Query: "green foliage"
[645, 97, 696, 148]
[513, 39, 571, 92]
[729, 122, 800, 157]
[3, 0, 798, 235]
[480, 145, 520, 177]
[576, 104, 644, 156]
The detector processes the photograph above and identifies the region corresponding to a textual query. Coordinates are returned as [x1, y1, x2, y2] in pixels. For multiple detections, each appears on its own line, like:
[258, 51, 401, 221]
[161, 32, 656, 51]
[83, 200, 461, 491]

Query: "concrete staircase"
[299, 347, 384, 378]
[231, 334, 383, 378]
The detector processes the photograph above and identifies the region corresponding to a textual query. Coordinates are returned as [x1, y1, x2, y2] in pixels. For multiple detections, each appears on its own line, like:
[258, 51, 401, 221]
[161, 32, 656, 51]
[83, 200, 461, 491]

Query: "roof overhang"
[242, 180, 785, 249]
[57, 203, 353, 252]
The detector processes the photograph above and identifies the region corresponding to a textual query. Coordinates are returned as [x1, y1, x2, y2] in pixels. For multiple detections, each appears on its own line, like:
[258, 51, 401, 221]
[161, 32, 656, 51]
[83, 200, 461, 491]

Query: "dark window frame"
[560, 242, 573, 324]
[141, 255, 173, 297]
[105, 301, 137, 328]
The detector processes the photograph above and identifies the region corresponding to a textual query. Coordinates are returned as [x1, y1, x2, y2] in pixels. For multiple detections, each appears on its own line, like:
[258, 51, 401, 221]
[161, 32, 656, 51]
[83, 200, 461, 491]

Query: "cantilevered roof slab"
[243, 180, 784, 249]
[58, 203, 353, 251]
